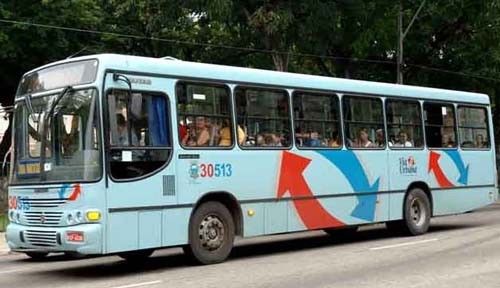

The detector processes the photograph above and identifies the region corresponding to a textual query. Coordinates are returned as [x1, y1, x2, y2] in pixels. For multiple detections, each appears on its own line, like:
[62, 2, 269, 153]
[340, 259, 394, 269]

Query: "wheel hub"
[199, 215, 225, 251]
[410, 197, 426, 226]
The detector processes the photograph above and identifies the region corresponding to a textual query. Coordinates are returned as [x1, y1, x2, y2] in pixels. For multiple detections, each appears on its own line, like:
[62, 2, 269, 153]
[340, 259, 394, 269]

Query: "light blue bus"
[6, 54, 497, 264]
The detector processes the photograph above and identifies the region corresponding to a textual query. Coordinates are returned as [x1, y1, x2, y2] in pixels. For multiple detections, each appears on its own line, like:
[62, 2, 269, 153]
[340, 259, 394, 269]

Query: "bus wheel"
[323, 226, 358, 240]
[118, 249, 154, 262]
[184, 201, 235, 265]
[389, 188, 431, 236]
[25, 252, 49, 260]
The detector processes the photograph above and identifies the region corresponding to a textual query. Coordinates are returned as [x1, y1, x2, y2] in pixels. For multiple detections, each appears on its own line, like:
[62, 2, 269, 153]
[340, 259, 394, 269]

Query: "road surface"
[1, 203, 500, 288]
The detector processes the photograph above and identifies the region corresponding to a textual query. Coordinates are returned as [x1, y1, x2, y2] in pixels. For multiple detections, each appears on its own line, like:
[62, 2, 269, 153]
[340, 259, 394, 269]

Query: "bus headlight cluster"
[9, 211, 21, 223]
[67, 210, 85, 225]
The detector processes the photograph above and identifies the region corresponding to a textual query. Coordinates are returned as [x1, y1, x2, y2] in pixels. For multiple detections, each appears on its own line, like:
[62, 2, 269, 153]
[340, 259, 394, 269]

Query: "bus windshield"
[11, 88, 101, 184]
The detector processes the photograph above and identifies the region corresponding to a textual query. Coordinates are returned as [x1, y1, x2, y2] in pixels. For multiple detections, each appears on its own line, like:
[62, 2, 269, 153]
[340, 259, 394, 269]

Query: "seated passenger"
[394, 131, 413, 147]
[182, 116, 210, 147]
[218, 119, 247, 146]
[328, 132, 340, 148]
[375, 129, 385, 147]
[304, 131, 322, 147]
[354, 128, 375, 148]
[475, 134, 486, 148]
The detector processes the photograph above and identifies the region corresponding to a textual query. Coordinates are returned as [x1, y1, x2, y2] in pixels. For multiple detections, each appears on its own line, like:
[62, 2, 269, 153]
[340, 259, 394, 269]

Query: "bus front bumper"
[6, 223, 103, 255]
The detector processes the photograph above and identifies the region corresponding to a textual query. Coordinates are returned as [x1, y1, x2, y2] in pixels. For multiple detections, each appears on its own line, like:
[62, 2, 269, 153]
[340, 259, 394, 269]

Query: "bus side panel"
[107, 212, 139, 253]
[177, 149, 389, 239]
[162, 208, 190, 246]
[388, 150, 429, 220]
[432, 150, 496, 216]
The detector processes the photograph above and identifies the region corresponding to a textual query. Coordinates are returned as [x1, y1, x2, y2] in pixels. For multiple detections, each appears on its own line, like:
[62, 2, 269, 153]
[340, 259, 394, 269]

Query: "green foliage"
[1, 0, 500, 153]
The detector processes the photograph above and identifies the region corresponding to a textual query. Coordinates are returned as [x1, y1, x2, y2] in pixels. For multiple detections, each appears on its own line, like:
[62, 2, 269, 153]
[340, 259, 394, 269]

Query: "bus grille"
[25, 230, 58, 247]
[23, 211, 63, 226]
[21, 198, 68, 208]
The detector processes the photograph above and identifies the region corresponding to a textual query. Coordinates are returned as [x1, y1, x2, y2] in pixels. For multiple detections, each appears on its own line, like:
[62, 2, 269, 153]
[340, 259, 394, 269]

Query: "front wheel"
[388, 188, 431, 236]
[184, 201, 235, 265]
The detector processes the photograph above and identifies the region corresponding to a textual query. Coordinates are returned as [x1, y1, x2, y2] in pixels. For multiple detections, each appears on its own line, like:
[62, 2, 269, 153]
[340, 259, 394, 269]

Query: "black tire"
[388, 188, 431, 236]
[184, 201, 235, 265]
[118, 249, 154, 262]
[25, 252, 49, 260]
[323, 226, 358, 240]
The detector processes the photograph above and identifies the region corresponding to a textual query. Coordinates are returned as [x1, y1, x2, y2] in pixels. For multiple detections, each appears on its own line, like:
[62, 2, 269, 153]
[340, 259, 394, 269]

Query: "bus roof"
[29, 53, 490, 105]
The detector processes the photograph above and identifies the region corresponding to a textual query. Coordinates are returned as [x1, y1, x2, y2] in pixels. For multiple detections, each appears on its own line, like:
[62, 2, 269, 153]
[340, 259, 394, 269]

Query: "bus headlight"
[67, 213, 74, 224]
[86, 210, 101, 222]
[8, 210, 14, 221]
[75, 211, 84, 222]
[15, 212, 20, 223]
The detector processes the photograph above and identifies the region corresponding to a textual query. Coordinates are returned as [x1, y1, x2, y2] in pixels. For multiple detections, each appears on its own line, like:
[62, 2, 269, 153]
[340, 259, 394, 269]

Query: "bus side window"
[235, 87, 291, 148]
[386, 100, 424, 148]
[423, 103, 456, 148]
[458, 106, 490, 149]
[176, 82, 234, 148]
[107, 90, 171, 180]
[342, 96, 385, 149]
[293, 91, 341, 148]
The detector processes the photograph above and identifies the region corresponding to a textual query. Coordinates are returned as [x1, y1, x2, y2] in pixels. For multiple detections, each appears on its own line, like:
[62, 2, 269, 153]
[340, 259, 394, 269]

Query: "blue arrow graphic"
[317, 150, 380, 221]
[58, 183, 70, 200]
[443, 150, 469, 185]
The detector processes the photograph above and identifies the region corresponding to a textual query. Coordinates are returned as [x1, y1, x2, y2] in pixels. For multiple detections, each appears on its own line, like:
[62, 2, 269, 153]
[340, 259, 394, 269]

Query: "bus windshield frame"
[10, 87, 102, 185]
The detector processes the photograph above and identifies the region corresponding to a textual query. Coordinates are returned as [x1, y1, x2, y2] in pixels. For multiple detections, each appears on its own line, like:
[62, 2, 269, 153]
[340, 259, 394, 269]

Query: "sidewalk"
[0, 232, 10, 255]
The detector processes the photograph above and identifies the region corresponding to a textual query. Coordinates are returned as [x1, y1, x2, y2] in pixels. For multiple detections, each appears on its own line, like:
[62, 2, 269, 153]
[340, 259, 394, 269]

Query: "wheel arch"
[192, 191, 243, 236]
[405, 181, 433, 216]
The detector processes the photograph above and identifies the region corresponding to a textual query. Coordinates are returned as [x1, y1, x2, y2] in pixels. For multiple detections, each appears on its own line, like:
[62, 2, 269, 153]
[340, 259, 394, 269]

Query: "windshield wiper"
[39, 86, 74, 180]
[47, 86, 73, 119]
[24, 93, 36, 122]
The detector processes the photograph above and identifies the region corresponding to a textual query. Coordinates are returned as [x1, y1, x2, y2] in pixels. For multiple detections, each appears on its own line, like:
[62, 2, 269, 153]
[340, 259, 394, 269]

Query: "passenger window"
[458, 106, 489, 149]
[176, 82, 237, 148]
[343, 96, 384, 149]
[386, 100, 423, 148]
[107, 90, 171, 180]
[423, 103, 456, 148]
[293, 91, 341, 148]
[235, 87, 291, 148]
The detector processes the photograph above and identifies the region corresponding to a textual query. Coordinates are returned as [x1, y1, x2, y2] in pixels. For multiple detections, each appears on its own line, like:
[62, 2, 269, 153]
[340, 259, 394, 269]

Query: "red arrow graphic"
[68, 184, 81, 201]
[277, 151, 344, 230]
[428, 151, 454, 188]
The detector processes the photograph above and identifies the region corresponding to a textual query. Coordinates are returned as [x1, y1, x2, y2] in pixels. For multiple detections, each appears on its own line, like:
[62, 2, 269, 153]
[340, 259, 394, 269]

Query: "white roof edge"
[22, 53, 490, 102]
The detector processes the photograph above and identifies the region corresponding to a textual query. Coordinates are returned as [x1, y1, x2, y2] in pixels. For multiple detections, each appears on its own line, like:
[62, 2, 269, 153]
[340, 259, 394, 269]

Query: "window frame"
[292, 90, 343, 150]
[234, 85, 293, 150]
[176, 80, 235, 150]
[342, 94, 386, 150]
[385, 98, 425, 151]
[105, 88, 173, 183]
[457, 104, 491, 151]
[423, 101, 458, 150]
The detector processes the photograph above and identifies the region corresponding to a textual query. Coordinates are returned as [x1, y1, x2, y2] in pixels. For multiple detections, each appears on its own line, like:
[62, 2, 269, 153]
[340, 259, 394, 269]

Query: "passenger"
[355, 128, 375, 148]
[218, 119, 247, 146]
[475, 134, 486, 148]
[375, 129, 385, 147]
[394, 131, 412, 147]
[445, 136, 455, 148]
[305, 131, 322, 147]
[182, 116, 210, 147]
[328, 132, 340, 148]
[115, 114, 138, 146]
[263, 134, 275, 146]
[256, 134, 265, 146]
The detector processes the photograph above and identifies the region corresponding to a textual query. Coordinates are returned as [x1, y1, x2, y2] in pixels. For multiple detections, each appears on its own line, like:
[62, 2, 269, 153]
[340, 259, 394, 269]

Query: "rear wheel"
[387, 188, 431, 235]
[184, 201, 235, 265]
[25, 252, 49, 260]
[118, 249, 154, 262]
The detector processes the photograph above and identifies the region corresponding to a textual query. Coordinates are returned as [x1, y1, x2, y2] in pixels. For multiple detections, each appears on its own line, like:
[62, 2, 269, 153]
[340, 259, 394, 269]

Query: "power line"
[407, 63, 500, 82]
[1, 19, 499, 83]
[0, 18, 395, 65]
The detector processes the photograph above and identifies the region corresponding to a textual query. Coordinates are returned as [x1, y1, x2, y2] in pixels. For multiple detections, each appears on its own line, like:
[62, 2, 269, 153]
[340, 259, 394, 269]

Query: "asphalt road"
[2, 203, 500, 288]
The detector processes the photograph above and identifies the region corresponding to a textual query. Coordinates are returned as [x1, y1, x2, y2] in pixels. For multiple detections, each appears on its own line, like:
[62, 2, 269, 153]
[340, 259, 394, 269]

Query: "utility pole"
[397, 0, 426, 84]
